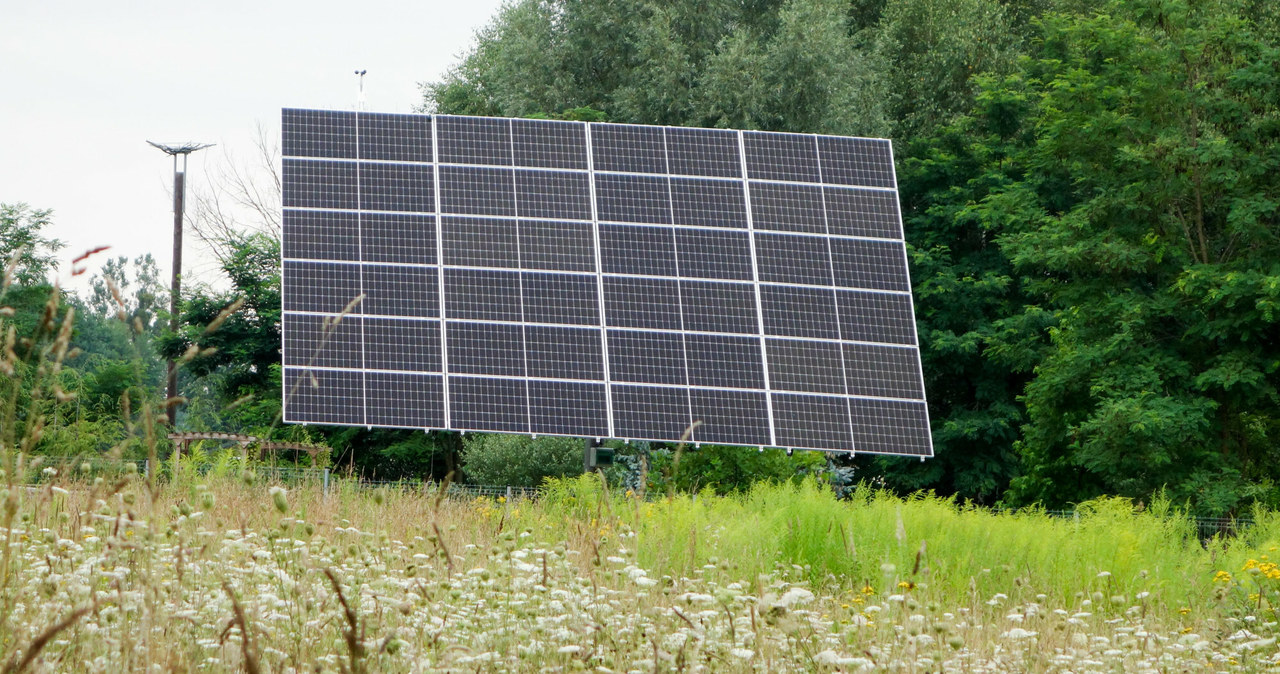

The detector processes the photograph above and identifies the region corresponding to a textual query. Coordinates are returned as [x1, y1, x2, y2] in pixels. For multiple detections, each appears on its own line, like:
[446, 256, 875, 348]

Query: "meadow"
[2, 462, 1279, 672]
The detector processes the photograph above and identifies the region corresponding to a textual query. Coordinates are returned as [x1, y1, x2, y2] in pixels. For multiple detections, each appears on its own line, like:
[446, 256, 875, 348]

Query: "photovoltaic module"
[280, 109, 932, 456]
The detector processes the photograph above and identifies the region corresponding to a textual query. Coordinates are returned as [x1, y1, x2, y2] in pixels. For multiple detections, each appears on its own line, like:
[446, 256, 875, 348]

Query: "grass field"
[1, 465, 1279, 672]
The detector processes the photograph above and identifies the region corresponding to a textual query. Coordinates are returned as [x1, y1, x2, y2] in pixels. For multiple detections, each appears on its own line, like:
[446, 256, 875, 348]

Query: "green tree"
[650, 445, 828, 495]
[986, 1, 1280, 514]
[163, 232, 283, 431]
[461, 434, 584, 486]
[0, 205, 143, 458]
[74, 254, 168, 392]
[868, 88, 1050, 502]
[0, 203, 63, 286]
[86, 254, 166, 328]
[424, 0, 889, 136]
[872, 0, 1023, 139]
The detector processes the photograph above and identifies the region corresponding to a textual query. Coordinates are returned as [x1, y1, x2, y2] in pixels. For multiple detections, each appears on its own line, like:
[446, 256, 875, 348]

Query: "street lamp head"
[146, 140, 215, 156]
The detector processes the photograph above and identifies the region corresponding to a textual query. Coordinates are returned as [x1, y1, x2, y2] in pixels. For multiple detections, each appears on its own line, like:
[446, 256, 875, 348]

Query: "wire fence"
[7, 457, 1256, 538]
[7, 456, 544, 502]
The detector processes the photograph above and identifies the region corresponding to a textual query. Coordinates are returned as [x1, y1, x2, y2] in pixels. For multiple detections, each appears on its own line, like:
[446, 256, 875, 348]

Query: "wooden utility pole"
[147, 141, 213, 426]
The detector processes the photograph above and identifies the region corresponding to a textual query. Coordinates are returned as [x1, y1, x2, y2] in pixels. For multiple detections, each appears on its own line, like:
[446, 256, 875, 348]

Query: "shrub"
[461, 433, 583, 486]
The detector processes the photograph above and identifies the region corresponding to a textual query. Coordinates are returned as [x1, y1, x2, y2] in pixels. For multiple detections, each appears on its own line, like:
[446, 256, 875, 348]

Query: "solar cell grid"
[743, 131, 821, 183]
[359, 163, 434, 212]
[749, 182, 827, 233]
[525, 326, 604, 380]
[691, 389, 771, 446]
[286, 368, 364, 425]
[358, 112, 433, 162]
[665, 127, 741, 178]
[283, 160, 358, 210]
[519, 220, 596, 272]
[363, 318, 442, 372]
[674, 229, 753, 281]
[283, 314, 362, 369]
[283, 210, 358, 260]
[670, 178, 748, 228]
[282, 109, 355, 159]
[281, 109, 931, 456]
[439, 166, 515, 216]
[514, 170, 592, 220]
[824, 187, 902, 238]
[591, 124, 666, 174]
[754, 234, 835, 286]
[366, 373, 444, 428]
[530, 380, 608, 436]
[513, 119, 588, 169]
[361, 213, 436, 264]
[361, 265, 438, 317]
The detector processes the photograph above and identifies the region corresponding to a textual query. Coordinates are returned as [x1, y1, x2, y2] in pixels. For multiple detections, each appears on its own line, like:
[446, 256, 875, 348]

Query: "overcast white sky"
[1, 0, 505, 293]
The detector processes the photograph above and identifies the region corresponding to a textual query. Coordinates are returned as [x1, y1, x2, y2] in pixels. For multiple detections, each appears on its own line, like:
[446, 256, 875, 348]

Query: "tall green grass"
[543, 475, 1276, 608]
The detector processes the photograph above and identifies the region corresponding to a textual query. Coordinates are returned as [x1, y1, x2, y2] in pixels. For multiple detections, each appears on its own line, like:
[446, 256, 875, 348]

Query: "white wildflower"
[1003, 628, 1037, 640]
[778, 587, 814, 607]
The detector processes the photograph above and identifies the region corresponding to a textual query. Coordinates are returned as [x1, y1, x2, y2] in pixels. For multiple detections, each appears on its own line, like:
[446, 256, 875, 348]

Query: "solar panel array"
[281, 109, 932, 456]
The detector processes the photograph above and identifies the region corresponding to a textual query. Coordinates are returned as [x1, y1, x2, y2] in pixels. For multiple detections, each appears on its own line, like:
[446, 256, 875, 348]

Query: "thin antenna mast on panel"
[354, 70, 368, 111]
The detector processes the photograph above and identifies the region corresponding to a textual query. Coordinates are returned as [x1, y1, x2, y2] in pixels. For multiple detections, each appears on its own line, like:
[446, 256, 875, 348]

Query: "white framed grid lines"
[738, 129, 778, 447]
[282, 149, 899, 190]
[354, 111, 370, 426]
[661, 126, 698, 446]
[283, 365, 921, 404]
[507, 119, 535, 436]
[281, 108, 931, 456]
[282, 161, 902, 238]
[282, 310, 921, 355]
[814, 133, 858, 453]
[431, 109, 451, 429]
[285, 226, 916, 268]
[583, 122, 617, 439]
[887, 138, 933, 453]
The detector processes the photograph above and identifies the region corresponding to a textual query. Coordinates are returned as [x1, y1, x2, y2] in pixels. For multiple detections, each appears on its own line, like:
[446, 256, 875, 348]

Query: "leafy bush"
[645, 445, 828, 495]
[461, 434, 583, 486]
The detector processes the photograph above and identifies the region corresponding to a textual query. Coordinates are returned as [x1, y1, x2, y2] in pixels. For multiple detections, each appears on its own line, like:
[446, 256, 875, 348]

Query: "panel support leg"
[583, 438, 602, 474]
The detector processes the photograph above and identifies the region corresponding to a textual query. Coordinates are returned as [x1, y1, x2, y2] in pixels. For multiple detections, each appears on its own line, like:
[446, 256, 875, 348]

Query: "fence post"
[323, 468, 330, 497]
[144, 459, 151, 479]
[506, 486, 512, 501]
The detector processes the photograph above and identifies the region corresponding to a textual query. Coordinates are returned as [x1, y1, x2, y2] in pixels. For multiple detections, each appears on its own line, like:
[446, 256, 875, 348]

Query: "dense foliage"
[4, 0, 1278, 515]
[460, 434, 585, 486]
[423, 0, 1280, 513]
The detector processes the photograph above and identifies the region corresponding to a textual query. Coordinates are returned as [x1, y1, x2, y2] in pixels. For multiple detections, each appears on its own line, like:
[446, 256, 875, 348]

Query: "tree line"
[423, 0, 1279, 513]
[2, 0, 1275, 514]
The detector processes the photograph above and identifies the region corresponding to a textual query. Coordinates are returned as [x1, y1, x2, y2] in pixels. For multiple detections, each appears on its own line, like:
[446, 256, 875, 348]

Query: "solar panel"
[280, 109, 932, 456]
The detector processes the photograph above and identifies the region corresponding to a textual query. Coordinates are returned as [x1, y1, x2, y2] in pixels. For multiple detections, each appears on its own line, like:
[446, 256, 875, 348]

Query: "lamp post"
[147, 140, 213, 427]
